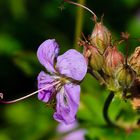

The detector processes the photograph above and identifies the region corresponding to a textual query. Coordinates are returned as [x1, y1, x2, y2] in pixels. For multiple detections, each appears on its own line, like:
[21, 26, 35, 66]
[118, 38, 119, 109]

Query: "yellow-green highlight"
[74, 0, 86, 50]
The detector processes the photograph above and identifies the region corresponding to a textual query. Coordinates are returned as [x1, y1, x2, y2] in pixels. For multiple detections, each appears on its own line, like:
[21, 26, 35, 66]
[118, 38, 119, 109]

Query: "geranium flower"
[37, 39, 87, 124]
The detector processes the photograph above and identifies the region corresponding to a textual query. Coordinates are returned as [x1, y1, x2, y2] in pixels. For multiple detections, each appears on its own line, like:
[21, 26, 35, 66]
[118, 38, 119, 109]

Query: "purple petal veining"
[53, 84, 80, 124]
[56, 49, 87, 81]
[38, 71, 55, 102]
[37, 39, 59, 73]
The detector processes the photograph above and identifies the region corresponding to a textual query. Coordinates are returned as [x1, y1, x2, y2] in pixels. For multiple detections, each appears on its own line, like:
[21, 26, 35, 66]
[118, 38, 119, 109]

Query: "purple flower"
[57, 121, 86, 140]
[37, 39, 87, 124]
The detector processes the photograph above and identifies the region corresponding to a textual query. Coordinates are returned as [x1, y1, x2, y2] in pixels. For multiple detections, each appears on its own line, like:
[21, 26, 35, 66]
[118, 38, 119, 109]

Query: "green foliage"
[0, 0, 140, 140]
[121, 0, 140, 8]
[8, 0, 27, 19]
[0, 34, 22, 56]
[13, 51, 39, 76]
[127, 17, 140, 37]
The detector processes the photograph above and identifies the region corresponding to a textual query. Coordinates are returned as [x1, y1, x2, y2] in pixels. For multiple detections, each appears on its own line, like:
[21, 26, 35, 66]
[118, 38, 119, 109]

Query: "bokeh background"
[0, 0, 140, 140]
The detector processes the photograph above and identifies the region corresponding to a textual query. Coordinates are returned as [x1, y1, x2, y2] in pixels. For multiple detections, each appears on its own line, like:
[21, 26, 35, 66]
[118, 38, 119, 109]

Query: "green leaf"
[0, 132, 10, 140]
[13, 51, 39, 76]
[121, 0, 140, 8]
[127, 17, 140, 37]
[8, 0, 27, 19]
[0, 34, 22, 56]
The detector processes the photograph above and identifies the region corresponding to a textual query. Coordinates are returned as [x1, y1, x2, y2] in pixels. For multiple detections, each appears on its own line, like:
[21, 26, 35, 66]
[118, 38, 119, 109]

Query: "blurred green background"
[0, 0, 140, 140]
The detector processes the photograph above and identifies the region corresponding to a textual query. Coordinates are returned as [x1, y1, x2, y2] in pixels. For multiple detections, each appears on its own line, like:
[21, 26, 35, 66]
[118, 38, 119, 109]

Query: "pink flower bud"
[103, 46, 124, 75]
[79, 40, 104, 71]
[90, 22, 111, 54]
[129, 46, 140, 76]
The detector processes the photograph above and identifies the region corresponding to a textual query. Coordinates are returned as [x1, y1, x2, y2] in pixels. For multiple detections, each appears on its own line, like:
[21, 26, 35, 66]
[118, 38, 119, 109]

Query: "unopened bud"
[115, 65, 136, 89]
[88, 45, 104, 71]
[106, 77, 120, 92]
[90, 22, 111, 54]
[129, 46, 140, 76]
[103, 46, 124, 76]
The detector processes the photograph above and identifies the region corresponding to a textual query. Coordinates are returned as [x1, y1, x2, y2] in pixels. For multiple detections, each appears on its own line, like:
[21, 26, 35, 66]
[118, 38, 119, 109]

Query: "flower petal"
[37, 71, 55, 102]
[37, 39, 59, 73]
[53, 83, 80, 124]
[57, 122, 86, 140]
[56, 49, 87, 81]
[57, 121, 78, 133]
[63, 130, 86, 140]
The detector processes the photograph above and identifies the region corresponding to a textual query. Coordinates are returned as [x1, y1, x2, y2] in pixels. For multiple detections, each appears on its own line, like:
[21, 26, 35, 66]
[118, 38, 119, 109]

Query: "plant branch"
[103, 91, 115, 126]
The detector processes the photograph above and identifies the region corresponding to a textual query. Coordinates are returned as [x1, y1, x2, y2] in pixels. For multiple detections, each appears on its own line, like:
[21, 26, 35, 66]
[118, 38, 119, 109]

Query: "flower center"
[60, 77, 70, 85]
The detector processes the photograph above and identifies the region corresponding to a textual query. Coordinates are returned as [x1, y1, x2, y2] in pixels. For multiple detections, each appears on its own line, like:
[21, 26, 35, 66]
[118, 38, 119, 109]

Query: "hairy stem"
[88, 68, 106, 85]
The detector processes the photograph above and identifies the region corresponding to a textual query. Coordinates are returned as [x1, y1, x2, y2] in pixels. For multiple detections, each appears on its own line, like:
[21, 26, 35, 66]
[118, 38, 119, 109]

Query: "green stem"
[74, 0, 85, 50]
[103, 92, 140, 129]
[103, 91, 115, 126]
[88, 68, 106, 85]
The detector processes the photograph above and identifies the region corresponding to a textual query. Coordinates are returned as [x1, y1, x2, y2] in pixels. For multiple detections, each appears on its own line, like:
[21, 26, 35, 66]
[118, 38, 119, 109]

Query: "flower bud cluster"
[80, 20, 140, 105]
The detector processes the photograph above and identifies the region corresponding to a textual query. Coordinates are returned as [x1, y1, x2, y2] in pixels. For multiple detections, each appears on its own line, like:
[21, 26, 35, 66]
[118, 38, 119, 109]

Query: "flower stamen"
[0, 81, 60, 104]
